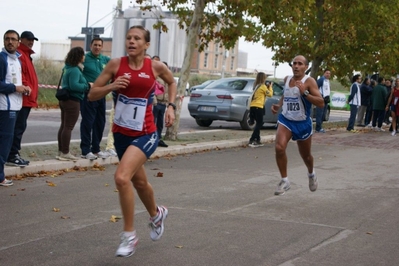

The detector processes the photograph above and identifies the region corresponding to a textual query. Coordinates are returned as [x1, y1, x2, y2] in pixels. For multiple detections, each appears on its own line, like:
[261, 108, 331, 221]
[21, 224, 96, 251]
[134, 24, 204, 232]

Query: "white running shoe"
[81, 152, 97, 160]
[274, 180, 291, 195]
[96, 151, 110, 159]
[0, 179, 14, 187]
[392, 130, 396, 136]
[58, 152, 79, 161]
[106, 149, 117, 157]
[309, 174, 318, 192]
[115, 233, 138, 257]
[149, 206, 168, 241]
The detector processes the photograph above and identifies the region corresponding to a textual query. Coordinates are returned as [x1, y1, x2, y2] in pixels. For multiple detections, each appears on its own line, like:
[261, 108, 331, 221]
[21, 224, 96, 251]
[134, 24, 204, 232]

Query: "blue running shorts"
[114, 132, 159, 159]
[277, 114, 313, 141]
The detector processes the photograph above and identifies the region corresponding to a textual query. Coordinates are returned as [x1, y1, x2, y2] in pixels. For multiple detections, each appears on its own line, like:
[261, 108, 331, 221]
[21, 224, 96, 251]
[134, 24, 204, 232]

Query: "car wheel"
[324, 107, 330, 121]
[240, 110, 256, 130]
[195, 118, 213, 127]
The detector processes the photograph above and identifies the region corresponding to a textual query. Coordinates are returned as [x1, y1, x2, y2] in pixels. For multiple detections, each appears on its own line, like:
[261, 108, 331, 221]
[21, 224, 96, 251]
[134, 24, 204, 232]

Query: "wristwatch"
[168, 102, 177, 110]
[303, 90, 310, 97]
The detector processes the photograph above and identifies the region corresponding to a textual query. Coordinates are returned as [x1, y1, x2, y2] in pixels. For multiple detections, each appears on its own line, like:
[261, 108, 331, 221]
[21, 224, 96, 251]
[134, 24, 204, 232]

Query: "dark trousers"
[153, 103, 166, 139]
[249, 107, 264, 142]
[315, 104, 327, 131]
[347, 104, 359, 131]
[372, 109, 385, 128]
[80, 95, 106, 155]
[8, 106, 31, 159]
[365, 104, 373, 125]
[58, 100, 80, 154]
[0, 111, 17, 182]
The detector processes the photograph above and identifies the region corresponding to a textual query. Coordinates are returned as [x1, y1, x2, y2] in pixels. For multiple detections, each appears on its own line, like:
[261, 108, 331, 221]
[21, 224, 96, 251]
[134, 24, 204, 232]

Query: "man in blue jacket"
[0, 30, 31, 186]
[315, 69, 331, 133]
[80, 37, 110, 160]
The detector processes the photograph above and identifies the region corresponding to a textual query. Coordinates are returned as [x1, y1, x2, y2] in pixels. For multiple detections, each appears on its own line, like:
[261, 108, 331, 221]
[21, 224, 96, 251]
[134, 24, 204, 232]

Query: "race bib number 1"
[114, 94, 147, 131]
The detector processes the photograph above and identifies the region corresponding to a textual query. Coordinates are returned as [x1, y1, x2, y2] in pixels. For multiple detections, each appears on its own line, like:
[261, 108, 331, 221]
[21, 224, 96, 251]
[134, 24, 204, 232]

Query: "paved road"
[23, 98, 349, 144]
[1, 129, 398, 265]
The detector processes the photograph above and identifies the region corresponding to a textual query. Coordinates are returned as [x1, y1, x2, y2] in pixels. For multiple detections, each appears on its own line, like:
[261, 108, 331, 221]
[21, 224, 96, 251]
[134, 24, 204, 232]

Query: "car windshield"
[206, 79, 250, 91]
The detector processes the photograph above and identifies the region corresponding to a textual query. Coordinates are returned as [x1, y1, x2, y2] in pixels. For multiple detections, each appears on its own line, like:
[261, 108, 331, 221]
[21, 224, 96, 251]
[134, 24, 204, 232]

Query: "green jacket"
[371, 83, 388, 110]
[61, 64, 89, 100]
[82, 52, 110, 82]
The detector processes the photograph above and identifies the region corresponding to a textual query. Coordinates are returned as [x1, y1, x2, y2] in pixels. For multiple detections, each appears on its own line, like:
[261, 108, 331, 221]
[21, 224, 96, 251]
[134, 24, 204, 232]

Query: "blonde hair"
[253, 72, 267, 90]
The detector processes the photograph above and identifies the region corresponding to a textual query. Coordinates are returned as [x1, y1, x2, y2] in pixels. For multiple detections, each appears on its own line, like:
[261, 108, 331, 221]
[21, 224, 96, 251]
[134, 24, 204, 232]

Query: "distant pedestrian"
[346, 74, 362, 132]
[57, 46, 91, 161]
[152, 55, 169, 148]
[248, 72, 273, 147]
[315, 69, 331, 133]
[0, 30, 32, 186]
[88, 25, 177, 257]
[356, 77, 373, 127]
[371, 77, 388, 132]
[271, 55, 324, 196]
[386, 78, 399, 136]
[384, 79, 392, 125]
[80, 37, 110, 160]
[6, 31, 39, 167]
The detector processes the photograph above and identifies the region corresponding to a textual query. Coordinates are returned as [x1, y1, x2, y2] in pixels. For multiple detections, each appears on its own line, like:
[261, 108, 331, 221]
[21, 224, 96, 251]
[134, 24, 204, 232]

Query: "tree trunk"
[165, 0, 206, 140]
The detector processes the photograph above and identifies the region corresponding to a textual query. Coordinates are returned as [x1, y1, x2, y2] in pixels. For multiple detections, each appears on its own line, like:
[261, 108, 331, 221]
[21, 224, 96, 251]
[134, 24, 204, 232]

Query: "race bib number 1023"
[114, 94, 147, 131]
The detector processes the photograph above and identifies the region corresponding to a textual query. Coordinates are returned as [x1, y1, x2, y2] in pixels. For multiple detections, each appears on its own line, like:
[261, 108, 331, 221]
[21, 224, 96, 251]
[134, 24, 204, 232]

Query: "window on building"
[214, 54, 219, 68]
[204, 53, 208, 68]
[230, 57, 235, 70]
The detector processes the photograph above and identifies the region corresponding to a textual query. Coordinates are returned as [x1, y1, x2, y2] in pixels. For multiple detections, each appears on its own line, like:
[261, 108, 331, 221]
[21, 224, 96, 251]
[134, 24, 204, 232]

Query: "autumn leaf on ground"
[53, 208, 60, 212]
[61, 216, 70, 219]
[175, 245, 184, 249]
[151, 168, 160, 170]
[110, 215, 122, 222]
[156, 172, 164, 177]
[105, 183, 109, 187]
[17, 188, 26, 191]
[46, 181, 57, 187]
[114, 189, 119, 192]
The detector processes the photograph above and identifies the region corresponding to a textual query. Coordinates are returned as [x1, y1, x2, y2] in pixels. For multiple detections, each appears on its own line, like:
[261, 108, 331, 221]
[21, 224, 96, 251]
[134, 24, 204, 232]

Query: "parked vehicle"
[188, 79, 216, 94]
[188, 77, 284, 130]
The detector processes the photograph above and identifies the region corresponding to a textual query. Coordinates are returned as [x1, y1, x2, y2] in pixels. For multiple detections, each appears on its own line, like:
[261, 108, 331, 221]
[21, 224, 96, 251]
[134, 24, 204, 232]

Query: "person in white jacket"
[0, 30, 31, 187]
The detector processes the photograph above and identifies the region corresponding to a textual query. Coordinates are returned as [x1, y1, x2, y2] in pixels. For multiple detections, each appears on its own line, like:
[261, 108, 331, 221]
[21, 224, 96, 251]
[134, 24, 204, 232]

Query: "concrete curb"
[5, 135, 276, 177]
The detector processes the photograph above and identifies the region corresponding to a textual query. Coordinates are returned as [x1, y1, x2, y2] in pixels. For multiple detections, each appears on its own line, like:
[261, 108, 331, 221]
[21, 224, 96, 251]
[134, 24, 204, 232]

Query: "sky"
[0, 0, 292, 78]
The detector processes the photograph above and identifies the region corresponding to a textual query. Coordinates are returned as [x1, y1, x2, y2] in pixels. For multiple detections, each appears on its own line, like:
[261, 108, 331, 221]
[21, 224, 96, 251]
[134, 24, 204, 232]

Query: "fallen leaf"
[175, 245, 184, 249]
[110, 215, 122, 222]
[17, 188, 26, 191]
[366, 232, 373, 235]
[105, 183, 109, 187]
[10, 194, 17, 196]
[53, 208, 60, 212]
[156, 172, 164, 177]
[61, 216, 70, 219]
[46, 180, 57, 187]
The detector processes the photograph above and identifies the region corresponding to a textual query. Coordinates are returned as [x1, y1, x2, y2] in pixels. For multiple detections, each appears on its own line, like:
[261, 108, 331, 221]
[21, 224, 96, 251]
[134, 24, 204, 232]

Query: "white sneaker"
[0, 178, 14, 187]
[274, 180, 291, 195]
[96, 151, 110, 159]
[81, 152, 97, 160]
[106, 149, 117, 157]
[115, 233, 138, 257]
[308, 173, 318, 192]
[58, 152, 79, 161]
[149, 206, 168, 241]
[392, 130, 396, 136]
[378, 127, 385, 132]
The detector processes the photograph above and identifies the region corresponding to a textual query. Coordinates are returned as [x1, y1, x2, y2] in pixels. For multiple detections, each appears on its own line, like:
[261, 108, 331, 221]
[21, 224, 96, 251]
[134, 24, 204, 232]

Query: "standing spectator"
[248, 72, 273, 147]
[356, 77, 373, 127]
[152, 55, 169, 147]
[315, 69, 331, 133]
[0, 30, 31, 186]
[346, 74, 362, 132]
[6, 31, 39, 167]
[104, 103, 117, 156]
[386, 78, 399, 136]
[270, 55, 324, 196]
[88, 25, 177, 257]
[371, 77, 388, 132]
[366, 79, 377, 127]
[80, 38, 110, 160]
[57, 47, 91, 161]
[384, 79, 392, 125]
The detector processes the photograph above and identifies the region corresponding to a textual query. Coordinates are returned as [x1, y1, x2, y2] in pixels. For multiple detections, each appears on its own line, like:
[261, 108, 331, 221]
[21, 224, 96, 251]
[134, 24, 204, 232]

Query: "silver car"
[188, 77, 283, 130]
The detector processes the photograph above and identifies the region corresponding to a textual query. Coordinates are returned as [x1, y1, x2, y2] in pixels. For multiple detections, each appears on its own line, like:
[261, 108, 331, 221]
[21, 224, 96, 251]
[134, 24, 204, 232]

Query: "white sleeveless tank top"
[282, 75, 309, 121]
